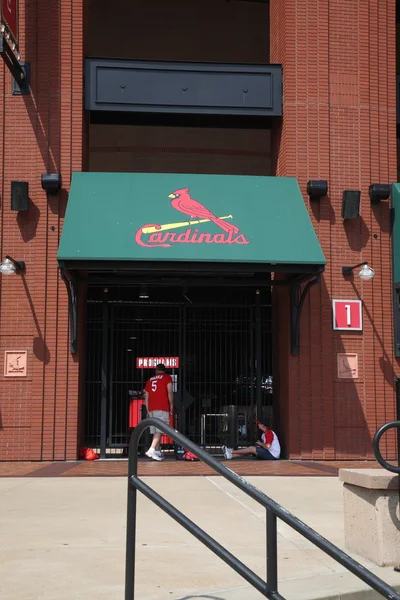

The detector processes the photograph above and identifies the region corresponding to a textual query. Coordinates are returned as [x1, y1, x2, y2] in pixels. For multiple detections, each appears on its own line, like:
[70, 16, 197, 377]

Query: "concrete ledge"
[339, 468, 399, 490]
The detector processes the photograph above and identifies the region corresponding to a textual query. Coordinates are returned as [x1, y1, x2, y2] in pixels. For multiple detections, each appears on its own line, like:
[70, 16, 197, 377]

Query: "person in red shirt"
[144, 363, 174, 461]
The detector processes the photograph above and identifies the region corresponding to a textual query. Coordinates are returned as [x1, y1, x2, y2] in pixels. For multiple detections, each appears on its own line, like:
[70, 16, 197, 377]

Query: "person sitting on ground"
[223, 421, 280, 461]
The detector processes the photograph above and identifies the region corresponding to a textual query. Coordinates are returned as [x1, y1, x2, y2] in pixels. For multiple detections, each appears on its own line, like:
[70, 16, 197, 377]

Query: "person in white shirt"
[223, 420, 280, 461]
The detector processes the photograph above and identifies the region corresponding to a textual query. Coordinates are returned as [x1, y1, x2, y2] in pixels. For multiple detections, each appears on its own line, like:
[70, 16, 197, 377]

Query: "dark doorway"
[84, 284, 273, 456]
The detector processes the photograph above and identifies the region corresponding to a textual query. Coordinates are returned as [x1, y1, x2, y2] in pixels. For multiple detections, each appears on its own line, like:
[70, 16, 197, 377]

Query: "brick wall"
[270, 0, 398, 459]
[0, 0, 84, 460]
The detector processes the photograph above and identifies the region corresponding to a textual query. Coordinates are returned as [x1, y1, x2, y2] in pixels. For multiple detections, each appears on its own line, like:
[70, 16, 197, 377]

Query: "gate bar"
[100, 288, 109, 458]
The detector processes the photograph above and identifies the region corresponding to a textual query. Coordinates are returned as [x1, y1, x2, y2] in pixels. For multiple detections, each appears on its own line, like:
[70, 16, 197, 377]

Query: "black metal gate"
[84, 285, 272, 457]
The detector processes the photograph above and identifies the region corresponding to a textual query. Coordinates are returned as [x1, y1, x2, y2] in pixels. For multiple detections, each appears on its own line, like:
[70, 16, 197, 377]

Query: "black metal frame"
[290, 270, 323, 356]
[60, 268, 78, 354]
[85, 58, 282, 117]
[85, 290, 270, 454]
[125, 418, 400, 600]
[0, 35, 29, 91]
[393, 286, 400, 358]
[60, 263, 325, 357]
[59, 260, 323, 275]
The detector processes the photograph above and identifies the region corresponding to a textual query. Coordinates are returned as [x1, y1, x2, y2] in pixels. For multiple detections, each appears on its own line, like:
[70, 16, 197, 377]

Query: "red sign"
[2, 0, 18, 43]
[332, 300, 362, 331]
[135, 187, 249, 248]
[136, 357, 179, 369]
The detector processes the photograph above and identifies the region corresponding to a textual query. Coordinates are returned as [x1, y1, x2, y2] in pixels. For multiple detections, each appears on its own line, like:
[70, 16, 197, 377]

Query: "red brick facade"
[0, 0, 83, 460]
[0, 0, 398, 460]
[271, 0, 398, 459]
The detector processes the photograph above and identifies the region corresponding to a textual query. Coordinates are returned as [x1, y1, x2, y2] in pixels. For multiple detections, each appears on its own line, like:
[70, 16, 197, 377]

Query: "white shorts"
[149, 410, 170, 434]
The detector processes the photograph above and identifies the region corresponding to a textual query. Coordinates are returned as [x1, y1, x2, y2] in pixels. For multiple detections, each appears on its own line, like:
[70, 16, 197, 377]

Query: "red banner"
[136, 357, 179, 369]
[2, 0, 18, 43]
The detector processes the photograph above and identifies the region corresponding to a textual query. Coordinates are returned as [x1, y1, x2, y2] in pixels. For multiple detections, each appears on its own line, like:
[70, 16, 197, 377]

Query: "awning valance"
[57, 172, 326, 271]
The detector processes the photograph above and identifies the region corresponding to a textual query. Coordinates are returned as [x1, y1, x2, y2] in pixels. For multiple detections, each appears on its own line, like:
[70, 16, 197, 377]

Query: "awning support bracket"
[0, 36, 30, 93]
[291, 272, 322, 356]
[60, 268, 78, 355]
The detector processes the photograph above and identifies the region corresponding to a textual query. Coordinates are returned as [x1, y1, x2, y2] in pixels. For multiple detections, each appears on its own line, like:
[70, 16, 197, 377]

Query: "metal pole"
[396, 379, 400, 485]
[267, 510, 278, 595]
[125, 428, 139, 600]
[100, 288, 109, 459]
[255, 290, 262, 420]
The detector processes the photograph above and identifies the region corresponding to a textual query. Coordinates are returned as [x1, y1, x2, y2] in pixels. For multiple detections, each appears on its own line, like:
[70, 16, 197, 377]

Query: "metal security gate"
[84, 285, 272, 457]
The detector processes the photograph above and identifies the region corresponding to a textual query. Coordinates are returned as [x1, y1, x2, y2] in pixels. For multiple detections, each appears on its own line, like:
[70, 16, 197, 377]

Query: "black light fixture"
[41, 173, 61, 196]
[369, 184, 391, 205]
[139, 285, 149, 299]
[306, 180, 328, 202]
[342, 261, 375, 281]
[11, 181, 29, 211]
[342, 190, 361, 219]
[0, 255, 25, 275]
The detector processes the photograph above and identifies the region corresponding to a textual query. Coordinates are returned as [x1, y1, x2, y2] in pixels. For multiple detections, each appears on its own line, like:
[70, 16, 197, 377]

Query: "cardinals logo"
[135, 187, 249, 248]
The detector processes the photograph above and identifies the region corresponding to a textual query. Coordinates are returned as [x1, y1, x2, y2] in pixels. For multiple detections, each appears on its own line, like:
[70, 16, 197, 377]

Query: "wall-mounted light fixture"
[342, 262, 375, 281]
[306, 180, 328, 202]
[0, 255, 25, 275]
[369, 184, 391, 205]
[342, 190, 361, 219]
[139, 285, 149, 299]
[41, 173, 61, 196]
[11, 181, 29, 211]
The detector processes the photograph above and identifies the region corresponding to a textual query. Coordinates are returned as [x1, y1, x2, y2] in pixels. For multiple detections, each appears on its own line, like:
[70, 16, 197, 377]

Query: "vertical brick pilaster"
[0, 0, 84, 461]
[270, 0, 398, 459]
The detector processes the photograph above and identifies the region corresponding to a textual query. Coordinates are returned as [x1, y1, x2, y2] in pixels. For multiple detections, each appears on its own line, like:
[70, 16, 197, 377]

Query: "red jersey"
[145, 374, 172, 412]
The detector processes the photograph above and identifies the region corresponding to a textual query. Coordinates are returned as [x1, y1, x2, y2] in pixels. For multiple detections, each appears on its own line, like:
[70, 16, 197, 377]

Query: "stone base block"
[340, 469, 400, 567]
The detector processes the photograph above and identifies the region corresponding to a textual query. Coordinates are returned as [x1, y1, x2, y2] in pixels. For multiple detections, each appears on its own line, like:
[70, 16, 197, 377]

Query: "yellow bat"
[142, 215, 233, 235]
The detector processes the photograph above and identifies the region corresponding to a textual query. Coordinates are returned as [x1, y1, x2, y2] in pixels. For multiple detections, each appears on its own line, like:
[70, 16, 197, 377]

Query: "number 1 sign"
[332, 299, 362, 331]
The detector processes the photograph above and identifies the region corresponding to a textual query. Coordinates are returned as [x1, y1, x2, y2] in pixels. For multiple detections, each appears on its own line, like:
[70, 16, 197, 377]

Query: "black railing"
[125, 418, 400, 600]
[373, 420, 400, 475]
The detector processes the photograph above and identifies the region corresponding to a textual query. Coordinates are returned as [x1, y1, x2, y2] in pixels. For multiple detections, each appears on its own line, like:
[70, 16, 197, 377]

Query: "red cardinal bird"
[168, 188, 239, 235]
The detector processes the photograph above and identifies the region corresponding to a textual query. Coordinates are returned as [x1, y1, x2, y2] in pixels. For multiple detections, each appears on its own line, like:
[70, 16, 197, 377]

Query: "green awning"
[57, 172, 326, 269]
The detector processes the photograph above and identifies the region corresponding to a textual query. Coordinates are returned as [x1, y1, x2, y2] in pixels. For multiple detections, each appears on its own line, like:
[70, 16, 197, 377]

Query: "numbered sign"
[332, 300, 362, 331]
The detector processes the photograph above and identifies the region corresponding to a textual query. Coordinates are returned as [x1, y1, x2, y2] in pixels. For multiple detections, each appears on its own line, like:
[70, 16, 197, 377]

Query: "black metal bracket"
[12, 61, 31, 96]
[60, 268, 78, 354]
[0, 35, 30, 93]
[290, 272, 322, 356]
[394, 284, 400, 357]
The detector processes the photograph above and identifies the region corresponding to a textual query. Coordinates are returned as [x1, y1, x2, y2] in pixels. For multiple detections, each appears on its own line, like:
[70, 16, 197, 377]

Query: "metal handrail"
[125, 418, 400, 600]
[373, 421, 400, 474]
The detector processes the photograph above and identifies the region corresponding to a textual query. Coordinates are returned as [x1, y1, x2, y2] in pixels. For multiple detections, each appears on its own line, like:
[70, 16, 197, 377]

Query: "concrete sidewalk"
[1, 476, 399, 600]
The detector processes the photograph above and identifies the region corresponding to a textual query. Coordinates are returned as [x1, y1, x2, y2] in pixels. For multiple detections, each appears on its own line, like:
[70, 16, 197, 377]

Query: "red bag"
[79, 447, 99, 461]
[182, 450, 199, 461]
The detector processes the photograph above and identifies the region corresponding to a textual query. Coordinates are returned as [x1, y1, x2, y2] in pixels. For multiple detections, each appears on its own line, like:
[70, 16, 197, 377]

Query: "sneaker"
[145, 448, 162, 461]
[222, 446, 233, 460]
[155, 450, 164, 460]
